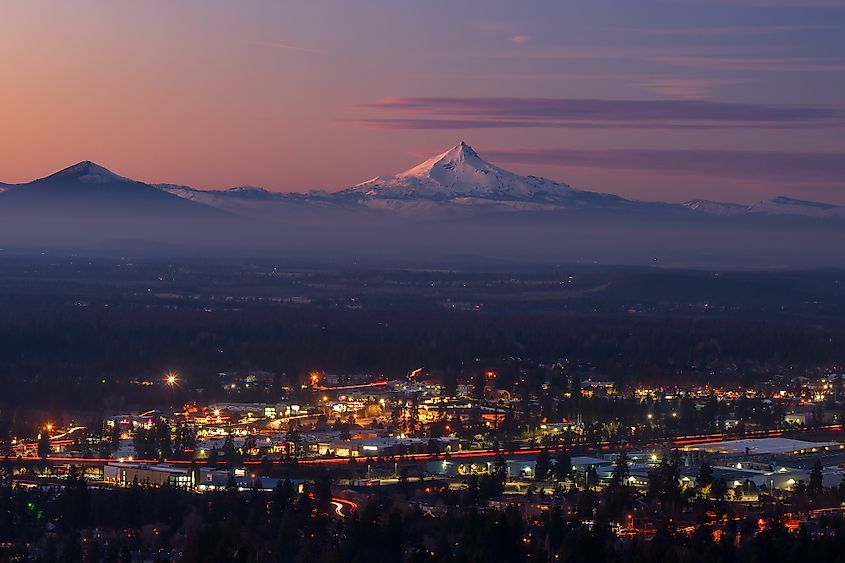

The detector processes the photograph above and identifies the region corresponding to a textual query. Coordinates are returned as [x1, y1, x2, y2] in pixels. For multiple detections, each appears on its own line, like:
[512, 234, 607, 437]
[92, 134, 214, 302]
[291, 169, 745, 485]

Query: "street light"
[164, 371, 180, 408]
[165, 372, 179, 386]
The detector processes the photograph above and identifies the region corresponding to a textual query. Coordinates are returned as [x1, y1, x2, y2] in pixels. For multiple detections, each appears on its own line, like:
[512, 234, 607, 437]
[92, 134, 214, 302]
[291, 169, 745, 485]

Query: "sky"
[1, 0, 844, 204]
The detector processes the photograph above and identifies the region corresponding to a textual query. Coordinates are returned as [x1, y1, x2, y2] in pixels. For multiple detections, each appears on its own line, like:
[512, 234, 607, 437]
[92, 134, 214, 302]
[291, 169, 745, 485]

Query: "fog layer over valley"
[1, 146, 843, 267]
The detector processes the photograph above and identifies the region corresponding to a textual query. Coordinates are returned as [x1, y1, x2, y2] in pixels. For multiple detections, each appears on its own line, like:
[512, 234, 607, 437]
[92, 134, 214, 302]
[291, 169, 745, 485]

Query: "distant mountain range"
[156, 142, 842, 219]
[683, 196, 845, 219]
[3, 142, 841, 219]
[0, 142, 843, 266]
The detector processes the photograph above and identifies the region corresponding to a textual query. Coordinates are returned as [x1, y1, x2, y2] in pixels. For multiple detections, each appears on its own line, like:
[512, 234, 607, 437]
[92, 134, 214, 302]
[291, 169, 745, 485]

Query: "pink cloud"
[351, 96, 841, 129]
[484, 147, 845, 184]
[508, 34, 532, 45]
[636, 78, 745, 99]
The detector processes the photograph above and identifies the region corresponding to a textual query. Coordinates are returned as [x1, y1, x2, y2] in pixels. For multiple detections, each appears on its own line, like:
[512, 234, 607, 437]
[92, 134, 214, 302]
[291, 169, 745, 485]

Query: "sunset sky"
[1, 0, 844, 204]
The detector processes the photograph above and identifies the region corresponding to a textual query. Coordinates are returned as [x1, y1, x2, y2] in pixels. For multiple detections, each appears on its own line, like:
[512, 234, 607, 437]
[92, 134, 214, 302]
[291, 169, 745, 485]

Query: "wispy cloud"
[483, 148, 845, 183]
[458, 46, 845, 75]
[508, 35, 532, 45]
[655, 56, 845, 72]
[628, 24, 831, 36]
[473, 22, 533, 47]
[343, 118, 824, 131]
[350, 96, 842, 130]
[636, 78, 745, 99]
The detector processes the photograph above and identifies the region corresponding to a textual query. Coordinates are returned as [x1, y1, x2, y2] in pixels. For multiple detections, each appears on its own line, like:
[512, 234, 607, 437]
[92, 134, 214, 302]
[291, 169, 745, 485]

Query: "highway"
[6, 423, 843, 469]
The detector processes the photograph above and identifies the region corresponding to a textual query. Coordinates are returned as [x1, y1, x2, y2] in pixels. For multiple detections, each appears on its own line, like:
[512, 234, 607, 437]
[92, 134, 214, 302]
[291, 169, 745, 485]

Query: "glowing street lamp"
[165, 372, 179, 386]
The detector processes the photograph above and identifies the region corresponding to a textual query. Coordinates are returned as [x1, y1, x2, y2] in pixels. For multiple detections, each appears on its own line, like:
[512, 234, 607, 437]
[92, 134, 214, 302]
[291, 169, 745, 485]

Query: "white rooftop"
[570, 456, 610, 466]
[684, 437, 841, 455]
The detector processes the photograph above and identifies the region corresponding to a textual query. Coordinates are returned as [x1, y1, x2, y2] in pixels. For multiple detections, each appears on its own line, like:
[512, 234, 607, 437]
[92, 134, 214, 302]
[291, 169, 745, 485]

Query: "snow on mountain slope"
[335, 142, 843, 220]
[747, 196, 845, 219]
[51, 161, 134, 185]
[223, 186, 278, 199]
[683, 199, 749, 216]
[153, 142, 635, 217]
[156, 184, 213, 203]
[25, 145, 834, 224]
[158, 183, 279, 203]
[156, 184, 287, 216]
[337, 141, 602, 205]
[685, 196, 845, 219]
[156, 183, 340, 218]
[152, 141, 845, 221]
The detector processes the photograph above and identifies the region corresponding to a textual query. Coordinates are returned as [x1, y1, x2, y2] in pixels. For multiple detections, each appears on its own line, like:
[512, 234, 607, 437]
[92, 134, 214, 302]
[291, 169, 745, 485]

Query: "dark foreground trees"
[2, 475, 845, 563]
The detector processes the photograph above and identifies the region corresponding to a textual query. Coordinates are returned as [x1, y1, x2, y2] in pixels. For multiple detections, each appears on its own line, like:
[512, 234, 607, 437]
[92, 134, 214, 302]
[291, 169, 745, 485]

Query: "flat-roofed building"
[680, 437, 841, 457]
[104, 462, 194, 489]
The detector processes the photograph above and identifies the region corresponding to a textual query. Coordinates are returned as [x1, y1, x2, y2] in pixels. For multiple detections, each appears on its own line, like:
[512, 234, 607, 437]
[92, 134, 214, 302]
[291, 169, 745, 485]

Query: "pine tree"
[808, 459, 823, 499]
[554, 451, 572, 482]
[37, 431, 51, 459]
[610, 451, 630, 487]
[493, 452, 508, 488]
[534, 448, 551, 481]
[709, 478, 727, 501]
[697, 459, 714, 492]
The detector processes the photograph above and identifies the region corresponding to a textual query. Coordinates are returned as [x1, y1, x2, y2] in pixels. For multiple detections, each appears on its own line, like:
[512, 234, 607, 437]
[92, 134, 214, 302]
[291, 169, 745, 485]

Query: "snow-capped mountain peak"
[398, 140, 485, 179]
[338, 141, 581, 203]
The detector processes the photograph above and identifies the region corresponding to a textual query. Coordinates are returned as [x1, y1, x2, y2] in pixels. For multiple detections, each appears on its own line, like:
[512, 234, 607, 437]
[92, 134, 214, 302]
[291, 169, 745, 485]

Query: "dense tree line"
[0, 298, 843, 410]
[4, 469, 845, 562]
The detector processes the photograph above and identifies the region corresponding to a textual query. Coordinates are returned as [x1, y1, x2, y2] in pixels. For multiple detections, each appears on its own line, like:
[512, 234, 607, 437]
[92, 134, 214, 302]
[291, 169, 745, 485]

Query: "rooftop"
[682, 437, 842, 455]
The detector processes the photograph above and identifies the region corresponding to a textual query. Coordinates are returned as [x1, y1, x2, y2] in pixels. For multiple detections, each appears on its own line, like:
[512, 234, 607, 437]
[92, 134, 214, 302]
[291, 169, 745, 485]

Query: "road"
[330, 497, 359, 518]
[6, 424, 843, 469]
